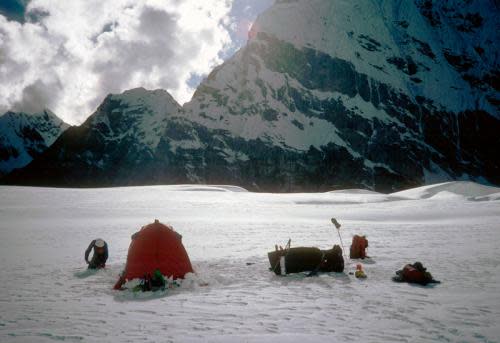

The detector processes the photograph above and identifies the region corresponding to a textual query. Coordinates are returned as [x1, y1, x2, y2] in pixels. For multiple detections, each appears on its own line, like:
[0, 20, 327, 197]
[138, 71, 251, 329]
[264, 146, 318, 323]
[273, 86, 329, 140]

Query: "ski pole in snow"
[331, 218, 348, 261]
[272, 238, 291, 275]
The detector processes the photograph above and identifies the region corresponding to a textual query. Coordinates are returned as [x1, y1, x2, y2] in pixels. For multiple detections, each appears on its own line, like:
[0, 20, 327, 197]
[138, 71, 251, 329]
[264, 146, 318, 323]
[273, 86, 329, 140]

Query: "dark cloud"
[12, 78, 63, 114]
[138, 7, 179, 39]
[26, 7, 49, 23]
[90, 22, 117, 44]
[92, 6, 192, 100]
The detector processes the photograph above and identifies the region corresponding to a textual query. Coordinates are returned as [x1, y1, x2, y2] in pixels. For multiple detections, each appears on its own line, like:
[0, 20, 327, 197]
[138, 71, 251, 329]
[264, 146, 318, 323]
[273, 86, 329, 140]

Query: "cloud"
[12, 78, 62, 113]
[92, 6, 181, 96]
[0, 0, 235, 124]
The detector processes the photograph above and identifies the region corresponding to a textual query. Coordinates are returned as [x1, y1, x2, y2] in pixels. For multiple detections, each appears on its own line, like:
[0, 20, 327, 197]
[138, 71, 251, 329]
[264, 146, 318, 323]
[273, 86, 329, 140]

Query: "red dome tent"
[114, 220, 193, 290]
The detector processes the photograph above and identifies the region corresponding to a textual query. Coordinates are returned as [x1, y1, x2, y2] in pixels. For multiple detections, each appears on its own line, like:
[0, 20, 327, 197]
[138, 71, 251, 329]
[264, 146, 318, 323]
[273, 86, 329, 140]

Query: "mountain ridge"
[2, 0, 499, 191]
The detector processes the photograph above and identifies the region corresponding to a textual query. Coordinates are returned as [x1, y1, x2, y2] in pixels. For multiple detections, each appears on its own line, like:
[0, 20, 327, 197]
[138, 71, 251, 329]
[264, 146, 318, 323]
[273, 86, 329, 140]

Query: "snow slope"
[0, 182, 499, 342]
[392, 180, 500, 200]
[88, 87, 181, 150]
[253, 0, 499, 114]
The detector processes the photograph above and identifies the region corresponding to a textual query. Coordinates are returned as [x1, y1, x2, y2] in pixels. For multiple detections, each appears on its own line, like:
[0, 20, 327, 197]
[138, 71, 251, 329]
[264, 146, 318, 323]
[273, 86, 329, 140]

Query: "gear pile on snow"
[268, 244, 344, 275]
[392, 262, 440, 285]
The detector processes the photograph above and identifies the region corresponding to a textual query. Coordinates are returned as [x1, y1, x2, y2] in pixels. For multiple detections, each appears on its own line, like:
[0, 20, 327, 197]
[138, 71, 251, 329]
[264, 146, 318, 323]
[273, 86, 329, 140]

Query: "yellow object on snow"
[355, 263, 367, 278]
[355, 270, 367, 278]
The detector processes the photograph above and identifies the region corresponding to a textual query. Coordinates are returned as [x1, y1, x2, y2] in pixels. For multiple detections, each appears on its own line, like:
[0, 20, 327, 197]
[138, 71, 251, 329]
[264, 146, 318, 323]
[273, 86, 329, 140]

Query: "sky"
[0, 0, 273, 125]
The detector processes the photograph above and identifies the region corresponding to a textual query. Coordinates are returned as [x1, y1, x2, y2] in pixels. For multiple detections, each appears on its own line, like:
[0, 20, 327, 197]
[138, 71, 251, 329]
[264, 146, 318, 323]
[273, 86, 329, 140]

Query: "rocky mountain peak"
[0, 109, 69, 176]
[85, 87, 182, 150]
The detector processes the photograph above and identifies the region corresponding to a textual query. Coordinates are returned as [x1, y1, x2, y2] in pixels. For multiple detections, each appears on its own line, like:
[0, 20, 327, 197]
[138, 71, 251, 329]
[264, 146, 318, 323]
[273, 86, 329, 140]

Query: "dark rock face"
[0, 146, 19, 162]
[183, 30, 499, 191]
[414, 0, 499, 112]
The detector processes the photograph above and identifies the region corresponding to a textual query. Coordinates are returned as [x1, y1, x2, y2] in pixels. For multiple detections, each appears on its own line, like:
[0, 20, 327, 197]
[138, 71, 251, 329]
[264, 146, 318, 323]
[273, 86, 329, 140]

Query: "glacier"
[0, 181, 499, 342]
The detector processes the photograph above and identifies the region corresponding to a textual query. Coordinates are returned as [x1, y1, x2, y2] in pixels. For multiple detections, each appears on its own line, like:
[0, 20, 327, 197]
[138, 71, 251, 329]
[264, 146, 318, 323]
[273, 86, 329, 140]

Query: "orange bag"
[349, 235, 368, 259]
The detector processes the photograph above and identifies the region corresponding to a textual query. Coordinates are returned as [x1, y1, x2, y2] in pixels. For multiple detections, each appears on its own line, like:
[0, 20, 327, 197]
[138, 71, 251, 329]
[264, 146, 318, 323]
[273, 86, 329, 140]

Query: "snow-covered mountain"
[0, 110, 69, 177]
[2, 0, 499, 190]
[182, 0, 500, 190]
[2, 88, 185, 186]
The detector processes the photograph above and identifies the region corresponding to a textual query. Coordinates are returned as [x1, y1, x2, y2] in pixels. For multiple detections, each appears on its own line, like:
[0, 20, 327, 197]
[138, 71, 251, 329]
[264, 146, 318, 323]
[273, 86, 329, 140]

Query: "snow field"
[0, 182, 499, 342]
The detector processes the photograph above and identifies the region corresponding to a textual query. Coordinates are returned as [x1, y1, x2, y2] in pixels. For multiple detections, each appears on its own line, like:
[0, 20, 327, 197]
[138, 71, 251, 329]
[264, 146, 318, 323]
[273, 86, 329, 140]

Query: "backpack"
[350, 235, 368, 259]
[401, 263, 434, 285]
[321, 245, 344, 273]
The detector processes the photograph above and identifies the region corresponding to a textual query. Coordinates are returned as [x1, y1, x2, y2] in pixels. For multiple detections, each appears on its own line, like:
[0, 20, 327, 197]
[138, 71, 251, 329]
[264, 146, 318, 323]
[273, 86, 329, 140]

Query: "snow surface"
[392, 181, 500, 201]
[0, 182, 499, 342]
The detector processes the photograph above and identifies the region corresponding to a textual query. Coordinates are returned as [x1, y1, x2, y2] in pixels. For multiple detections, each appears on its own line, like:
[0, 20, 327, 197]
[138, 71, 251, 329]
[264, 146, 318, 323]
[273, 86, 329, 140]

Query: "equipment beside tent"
[350, 235, 368, 259]
[268, 245, 344, 275]
[132, 269, 167, 292]
[114, 220, 193, 290]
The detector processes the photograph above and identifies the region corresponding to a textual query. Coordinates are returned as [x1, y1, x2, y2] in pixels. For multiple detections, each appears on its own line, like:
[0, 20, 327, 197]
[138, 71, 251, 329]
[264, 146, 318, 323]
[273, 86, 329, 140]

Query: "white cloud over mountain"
[0, 0, 237, 124]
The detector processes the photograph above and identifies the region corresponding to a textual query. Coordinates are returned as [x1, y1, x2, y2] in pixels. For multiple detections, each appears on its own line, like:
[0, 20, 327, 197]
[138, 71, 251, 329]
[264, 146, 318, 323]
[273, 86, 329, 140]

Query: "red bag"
[402, 265, 426, 284]
[350, 235, 368, 259]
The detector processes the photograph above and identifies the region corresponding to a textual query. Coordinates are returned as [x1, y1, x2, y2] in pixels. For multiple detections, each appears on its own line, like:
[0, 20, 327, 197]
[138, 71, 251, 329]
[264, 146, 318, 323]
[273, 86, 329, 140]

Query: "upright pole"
[331, 218, 348, 262]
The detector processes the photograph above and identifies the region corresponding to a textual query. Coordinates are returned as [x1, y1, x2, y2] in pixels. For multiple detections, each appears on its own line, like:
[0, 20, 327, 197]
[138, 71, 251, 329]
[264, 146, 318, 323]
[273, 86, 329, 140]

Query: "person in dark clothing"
[85, 239, 108, 269]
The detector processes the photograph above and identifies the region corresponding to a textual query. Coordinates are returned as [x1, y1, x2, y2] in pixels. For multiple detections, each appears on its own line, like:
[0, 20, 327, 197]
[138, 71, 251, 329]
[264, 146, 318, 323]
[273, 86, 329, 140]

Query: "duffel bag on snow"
[268, 245, 344, 275]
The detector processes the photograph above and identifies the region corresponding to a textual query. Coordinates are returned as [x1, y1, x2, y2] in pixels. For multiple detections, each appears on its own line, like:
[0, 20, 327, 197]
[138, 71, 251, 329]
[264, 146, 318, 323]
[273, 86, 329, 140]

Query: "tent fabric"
[114, 220, 193, 289]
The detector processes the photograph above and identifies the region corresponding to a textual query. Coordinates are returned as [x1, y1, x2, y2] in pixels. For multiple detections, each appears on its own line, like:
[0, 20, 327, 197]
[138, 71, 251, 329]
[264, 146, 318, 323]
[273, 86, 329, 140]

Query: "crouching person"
[85, 238, 108, 269]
